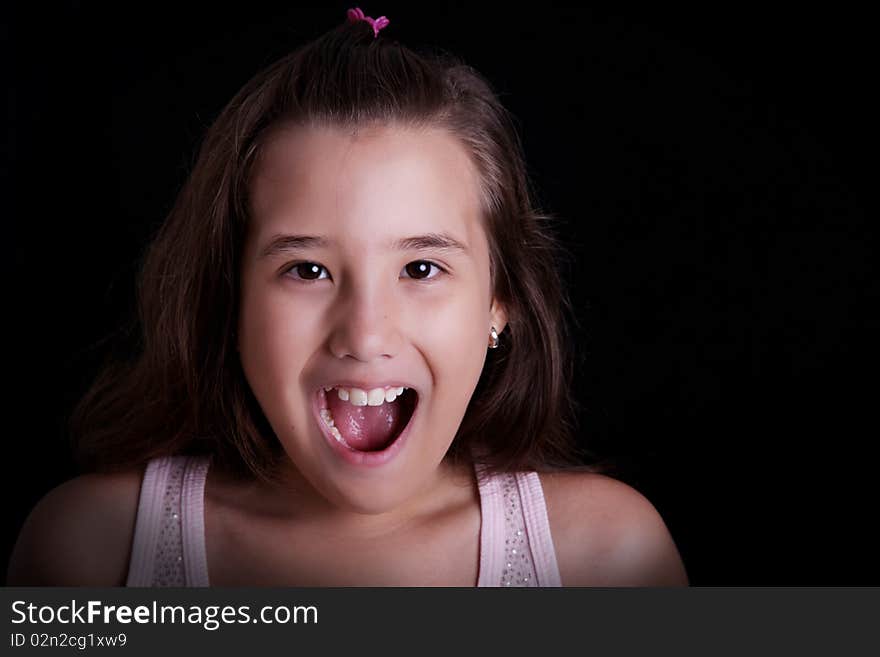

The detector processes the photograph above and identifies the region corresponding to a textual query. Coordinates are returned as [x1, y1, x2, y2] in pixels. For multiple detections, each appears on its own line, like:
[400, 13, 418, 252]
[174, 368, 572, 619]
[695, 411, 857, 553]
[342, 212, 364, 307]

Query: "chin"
[315, 469, 428, 516]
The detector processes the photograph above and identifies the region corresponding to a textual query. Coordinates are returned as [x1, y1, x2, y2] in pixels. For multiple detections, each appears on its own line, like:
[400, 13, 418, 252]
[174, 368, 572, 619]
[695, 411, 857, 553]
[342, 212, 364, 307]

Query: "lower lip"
[311, 388, 419, 467]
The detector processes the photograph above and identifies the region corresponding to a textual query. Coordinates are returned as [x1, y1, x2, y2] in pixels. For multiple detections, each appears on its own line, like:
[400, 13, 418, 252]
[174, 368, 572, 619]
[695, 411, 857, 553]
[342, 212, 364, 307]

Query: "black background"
[4, 2, 877, 584]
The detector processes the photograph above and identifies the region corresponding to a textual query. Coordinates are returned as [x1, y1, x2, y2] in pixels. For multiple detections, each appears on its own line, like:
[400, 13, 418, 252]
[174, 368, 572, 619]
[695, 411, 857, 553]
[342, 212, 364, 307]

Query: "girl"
[8, 8, 687, 587]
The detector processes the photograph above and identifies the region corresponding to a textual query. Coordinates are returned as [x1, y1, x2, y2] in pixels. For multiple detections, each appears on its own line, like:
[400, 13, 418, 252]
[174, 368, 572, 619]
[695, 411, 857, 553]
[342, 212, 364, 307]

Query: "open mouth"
[314, 386, 419, 454]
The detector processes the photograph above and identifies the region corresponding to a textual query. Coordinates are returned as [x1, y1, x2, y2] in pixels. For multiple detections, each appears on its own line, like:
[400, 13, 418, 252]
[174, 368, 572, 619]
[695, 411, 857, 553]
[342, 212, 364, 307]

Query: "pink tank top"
[125, 455, 562, 587]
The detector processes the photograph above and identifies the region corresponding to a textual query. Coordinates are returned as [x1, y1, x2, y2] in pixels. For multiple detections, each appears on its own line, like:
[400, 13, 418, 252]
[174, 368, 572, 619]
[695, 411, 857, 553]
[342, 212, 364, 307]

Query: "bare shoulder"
[7, 468, 144, 586]
[539, 470, 689, 587]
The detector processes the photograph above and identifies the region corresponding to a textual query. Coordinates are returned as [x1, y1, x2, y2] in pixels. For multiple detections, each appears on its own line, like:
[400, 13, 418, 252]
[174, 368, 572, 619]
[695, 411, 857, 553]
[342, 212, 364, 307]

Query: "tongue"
[326, 392, 405, 452]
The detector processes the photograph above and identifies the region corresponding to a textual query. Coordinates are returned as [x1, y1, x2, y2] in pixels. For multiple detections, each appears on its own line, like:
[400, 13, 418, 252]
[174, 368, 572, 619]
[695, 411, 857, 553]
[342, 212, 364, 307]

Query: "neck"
[237, 456, 474, 539]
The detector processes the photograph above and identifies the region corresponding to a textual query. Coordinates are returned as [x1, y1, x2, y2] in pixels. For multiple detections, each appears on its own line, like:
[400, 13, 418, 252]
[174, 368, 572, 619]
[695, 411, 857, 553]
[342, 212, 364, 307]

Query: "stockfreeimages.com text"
[11, 600, 317, 631]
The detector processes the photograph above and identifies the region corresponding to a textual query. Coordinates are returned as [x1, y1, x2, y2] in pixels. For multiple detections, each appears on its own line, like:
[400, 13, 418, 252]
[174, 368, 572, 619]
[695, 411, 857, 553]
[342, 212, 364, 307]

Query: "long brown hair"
[71, 18, 605, 481]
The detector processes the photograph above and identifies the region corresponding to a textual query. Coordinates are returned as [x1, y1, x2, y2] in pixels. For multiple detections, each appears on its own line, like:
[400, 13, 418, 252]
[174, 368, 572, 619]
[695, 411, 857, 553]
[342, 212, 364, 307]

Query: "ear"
[490, 299, 508, 336]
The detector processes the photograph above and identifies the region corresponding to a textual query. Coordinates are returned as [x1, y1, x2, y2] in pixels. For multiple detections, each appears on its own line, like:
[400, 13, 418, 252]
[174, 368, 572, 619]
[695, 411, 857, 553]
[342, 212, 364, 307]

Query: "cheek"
[238, 286, 311, 394]
[419, 288, 489, 399]
[418, 280, 485, 333]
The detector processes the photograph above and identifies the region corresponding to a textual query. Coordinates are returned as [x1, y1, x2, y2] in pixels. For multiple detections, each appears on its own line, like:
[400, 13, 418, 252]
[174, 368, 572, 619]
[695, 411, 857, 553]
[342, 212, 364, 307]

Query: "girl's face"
[239, 123, 507, 515]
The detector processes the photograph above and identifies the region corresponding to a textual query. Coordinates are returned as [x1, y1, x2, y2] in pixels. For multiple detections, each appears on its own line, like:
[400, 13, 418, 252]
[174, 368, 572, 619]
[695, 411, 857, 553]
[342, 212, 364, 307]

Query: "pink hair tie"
[346, 7, 390, 38]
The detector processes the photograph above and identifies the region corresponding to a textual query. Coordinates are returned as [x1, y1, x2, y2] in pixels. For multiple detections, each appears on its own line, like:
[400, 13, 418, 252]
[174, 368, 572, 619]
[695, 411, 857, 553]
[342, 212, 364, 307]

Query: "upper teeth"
[323, 385, 407, 406]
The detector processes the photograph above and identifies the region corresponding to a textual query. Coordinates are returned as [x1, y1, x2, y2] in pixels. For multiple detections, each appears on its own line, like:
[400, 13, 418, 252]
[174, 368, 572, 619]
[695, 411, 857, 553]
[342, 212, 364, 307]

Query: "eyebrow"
[259, 232, 470, 259]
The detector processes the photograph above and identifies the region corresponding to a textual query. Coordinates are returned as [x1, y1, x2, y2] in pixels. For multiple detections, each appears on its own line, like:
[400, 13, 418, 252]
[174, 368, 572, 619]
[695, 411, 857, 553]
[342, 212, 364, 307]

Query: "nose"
[328, 277, 401, 362]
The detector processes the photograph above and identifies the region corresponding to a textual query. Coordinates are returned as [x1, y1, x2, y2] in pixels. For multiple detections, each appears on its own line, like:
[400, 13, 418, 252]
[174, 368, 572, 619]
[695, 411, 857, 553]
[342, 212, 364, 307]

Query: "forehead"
[247, 123, 485, 250]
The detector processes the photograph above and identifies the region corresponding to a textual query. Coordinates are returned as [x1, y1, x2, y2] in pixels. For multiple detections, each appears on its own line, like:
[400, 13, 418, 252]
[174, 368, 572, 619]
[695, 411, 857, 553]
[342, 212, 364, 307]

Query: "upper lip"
[317, 381, 420, 394]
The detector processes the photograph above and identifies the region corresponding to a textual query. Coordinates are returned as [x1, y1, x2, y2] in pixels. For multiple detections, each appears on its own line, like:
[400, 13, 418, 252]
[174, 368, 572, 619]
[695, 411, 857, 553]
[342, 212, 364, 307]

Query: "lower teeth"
[320, 407, 352, 448]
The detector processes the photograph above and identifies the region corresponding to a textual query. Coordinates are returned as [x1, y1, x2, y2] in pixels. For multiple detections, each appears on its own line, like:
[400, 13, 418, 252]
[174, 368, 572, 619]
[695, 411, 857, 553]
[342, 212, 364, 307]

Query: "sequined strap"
[126, 455, 210, 587]
[475, 466, 562, 587]
[180, 456, 211, 586]
[517, 471, 562, 586]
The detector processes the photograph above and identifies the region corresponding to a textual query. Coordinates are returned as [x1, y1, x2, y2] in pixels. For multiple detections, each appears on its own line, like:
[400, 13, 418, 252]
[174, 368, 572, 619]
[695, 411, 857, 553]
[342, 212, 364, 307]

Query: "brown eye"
[403, 261, 442, 280]
[287, 262, 328, 281]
